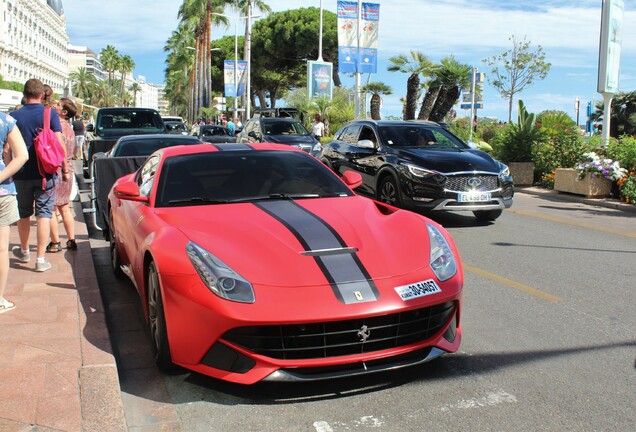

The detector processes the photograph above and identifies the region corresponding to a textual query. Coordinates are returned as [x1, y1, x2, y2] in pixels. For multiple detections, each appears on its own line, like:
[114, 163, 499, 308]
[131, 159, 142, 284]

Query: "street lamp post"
[212, 11, 260, 121]
[575, 97, 581, 128]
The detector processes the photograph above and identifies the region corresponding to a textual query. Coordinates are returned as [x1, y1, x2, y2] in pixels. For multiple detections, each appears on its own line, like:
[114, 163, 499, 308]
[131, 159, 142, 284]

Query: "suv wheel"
[378, 176, 401, 207]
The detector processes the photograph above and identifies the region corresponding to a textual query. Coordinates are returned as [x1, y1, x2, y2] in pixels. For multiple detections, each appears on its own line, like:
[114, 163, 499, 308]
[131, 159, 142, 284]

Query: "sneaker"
[12, 246, 30, 263]
[35, 259, 52, 272]
[46, 242, 62, 253]
[66, 239, 77, 250]
[0, 298, 16, 314]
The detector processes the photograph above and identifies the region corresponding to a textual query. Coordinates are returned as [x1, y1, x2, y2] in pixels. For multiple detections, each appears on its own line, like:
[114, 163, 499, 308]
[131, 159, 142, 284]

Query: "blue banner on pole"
[337, 1, 380, 74]
[224, 60, 247, 97]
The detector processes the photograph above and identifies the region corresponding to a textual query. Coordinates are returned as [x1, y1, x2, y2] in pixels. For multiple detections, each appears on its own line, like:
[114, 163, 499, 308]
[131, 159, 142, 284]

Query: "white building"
[67, 44, 105, 82]
[0, 0, 69, 93]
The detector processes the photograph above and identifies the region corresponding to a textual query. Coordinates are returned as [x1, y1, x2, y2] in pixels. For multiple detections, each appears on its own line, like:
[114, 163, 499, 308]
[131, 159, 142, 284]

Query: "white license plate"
[394, 279, 442, 301]
[458, 192, 491, 202]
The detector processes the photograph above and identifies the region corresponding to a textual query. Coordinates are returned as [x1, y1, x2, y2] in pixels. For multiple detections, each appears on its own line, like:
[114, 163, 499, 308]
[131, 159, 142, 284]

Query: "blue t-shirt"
[0, 112, 18, 196]
[11, 103, 62, 181]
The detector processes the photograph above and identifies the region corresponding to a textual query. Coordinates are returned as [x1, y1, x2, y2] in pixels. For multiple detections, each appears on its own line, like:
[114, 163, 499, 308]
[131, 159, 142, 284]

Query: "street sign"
[460, 103, 483, 110]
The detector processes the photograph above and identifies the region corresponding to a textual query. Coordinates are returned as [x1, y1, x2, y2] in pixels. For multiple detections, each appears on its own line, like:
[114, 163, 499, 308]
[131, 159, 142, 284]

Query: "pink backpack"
[34, 107, 65, 189]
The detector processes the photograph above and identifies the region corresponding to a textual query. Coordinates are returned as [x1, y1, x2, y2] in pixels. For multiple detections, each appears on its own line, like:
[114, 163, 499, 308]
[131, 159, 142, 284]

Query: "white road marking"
[440, 390, 518, 411]
[313, 421, 334, 432]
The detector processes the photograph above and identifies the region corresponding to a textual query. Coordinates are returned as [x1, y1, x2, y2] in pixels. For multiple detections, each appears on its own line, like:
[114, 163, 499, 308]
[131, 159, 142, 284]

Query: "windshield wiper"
[229, 193, 321, 203]
[167, 197, 229, 205]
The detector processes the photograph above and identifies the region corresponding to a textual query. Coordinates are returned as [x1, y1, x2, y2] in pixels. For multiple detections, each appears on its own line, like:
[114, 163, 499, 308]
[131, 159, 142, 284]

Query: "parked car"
[237, 117, 318, 153]
[164, 120, 189, 135]
[89, 134, 203, 233]
[319, 120, 514, 221]
[191, 124, 237, 143]
[108, 143, 463, 384]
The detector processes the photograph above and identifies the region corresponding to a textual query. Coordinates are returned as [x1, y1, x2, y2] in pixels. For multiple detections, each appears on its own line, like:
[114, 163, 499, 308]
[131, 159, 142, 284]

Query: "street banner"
[337, 1, 380, 74]
[597, 0, 623, 94]
[307, 61, 333, 100]
[224, 60, 248, 97]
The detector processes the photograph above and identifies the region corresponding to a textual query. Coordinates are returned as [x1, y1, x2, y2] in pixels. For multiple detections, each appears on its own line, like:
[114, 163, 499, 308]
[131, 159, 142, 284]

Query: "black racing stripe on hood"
[213, 143, 254, 151]
[254, 200, 379, 304]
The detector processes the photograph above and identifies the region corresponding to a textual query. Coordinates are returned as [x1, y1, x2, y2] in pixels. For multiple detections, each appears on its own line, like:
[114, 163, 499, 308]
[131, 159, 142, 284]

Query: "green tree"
[483, 35, 551, 122]
[129, 83, 141, 107]
[387, 51, 433, 120]
[428, 56, 471, 123]
[100, 45, 121, 90]
[589, 90, 636, 137]
[119, 55, 135, 99]
[68, 67, 92, 100]
[250, 7, 339, 109]
[164, 22, 197, 118]
[360, 82, 392, 120]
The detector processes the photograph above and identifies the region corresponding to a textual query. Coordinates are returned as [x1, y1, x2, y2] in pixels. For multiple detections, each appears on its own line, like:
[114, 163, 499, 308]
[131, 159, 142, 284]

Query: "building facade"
[0, 0, 69, 93]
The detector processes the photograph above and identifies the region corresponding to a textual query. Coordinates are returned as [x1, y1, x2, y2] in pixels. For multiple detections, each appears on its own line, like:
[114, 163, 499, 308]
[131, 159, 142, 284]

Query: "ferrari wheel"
[109, 211, 125, 279]
[147, 261, 176, 372]
[473, 209, 503, 221]
[378, 176, 401, 207]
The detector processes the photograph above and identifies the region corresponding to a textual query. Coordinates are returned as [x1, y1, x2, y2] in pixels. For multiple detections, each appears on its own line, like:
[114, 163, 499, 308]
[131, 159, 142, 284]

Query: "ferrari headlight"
[186, 242, 255, 303]
[427, 224, 457, 281]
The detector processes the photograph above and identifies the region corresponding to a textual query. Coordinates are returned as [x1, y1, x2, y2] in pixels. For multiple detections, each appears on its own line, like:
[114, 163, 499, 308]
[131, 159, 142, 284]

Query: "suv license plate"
[458, 192, 492, 202]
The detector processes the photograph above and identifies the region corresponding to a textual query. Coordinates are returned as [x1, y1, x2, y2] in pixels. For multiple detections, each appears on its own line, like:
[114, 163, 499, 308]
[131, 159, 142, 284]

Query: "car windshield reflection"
[379, 125, 467, 149]
[156, 150, 353, 207]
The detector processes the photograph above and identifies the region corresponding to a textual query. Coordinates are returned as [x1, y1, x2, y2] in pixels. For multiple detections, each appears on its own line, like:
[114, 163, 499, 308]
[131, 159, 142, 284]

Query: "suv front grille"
[445, 175, 498, 192]
[222, 301, 456, 360]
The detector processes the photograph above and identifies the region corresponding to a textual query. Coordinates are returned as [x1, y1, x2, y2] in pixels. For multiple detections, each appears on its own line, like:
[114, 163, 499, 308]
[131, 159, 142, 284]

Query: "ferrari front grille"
[222, 301, 456, 360]
[445, 175, 498, 192]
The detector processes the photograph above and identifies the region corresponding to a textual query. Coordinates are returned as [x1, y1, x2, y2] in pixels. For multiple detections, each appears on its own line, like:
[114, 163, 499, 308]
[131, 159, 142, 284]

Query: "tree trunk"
[404, 73, 419, 120]
[508, 94, 514, 123]
[417, 86, 439, 120]
[429, 86, 451, 123]
[256, 89, 267, 109]
[370, 94, 381, 120]
[429, 85, 461, 123]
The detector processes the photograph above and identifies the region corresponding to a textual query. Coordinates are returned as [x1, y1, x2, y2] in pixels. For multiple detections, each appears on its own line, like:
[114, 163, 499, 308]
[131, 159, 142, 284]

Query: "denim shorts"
[14, 178, 56, 219]
[0, 195, 19, 227]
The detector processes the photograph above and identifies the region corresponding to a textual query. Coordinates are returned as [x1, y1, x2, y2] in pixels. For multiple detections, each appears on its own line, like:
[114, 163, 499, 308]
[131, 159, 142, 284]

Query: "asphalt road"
[83, 189, 636, 431]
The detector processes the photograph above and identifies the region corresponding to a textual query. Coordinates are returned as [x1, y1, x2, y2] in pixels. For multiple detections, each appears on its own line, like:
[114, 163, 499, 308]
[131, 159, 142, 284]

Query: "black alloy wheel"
[109, 211, 125, 279]
[473, 209, 503, 221]
[378, 176, 401, 207]
[147, 261, 177, 372]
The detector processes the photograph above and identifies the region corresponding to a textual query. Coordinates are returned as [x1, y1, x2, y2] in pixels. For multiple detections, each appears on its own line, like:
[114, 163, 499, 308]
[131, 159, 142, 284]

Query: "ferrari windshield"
[155, 150, 353, 207]
[378, 125, 468, 149]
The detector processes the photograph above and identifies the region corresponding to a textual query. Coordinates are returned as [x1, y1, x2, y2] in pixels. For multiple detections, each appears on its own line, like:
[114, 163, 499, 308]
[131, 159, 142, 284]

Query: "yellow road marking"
[508, 208, 636, 239]
[463, 264, 563, 303]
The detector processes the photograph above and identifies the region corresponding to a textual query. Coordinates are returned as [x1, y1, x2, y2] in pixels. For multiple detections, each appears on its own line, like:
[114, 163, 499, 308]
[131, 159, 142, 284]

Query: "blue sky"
[62, 0, 635, 123]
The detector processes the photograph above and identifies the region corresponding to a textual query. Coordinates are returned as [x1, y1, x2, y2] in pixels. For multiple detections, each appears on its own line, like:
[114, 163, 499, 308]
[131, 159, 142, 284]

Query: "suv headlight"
[186, 242, 255, 303]
[427, 224, 457, 281]
[499, 163, 510, 178]
[406, 163, 438, 178]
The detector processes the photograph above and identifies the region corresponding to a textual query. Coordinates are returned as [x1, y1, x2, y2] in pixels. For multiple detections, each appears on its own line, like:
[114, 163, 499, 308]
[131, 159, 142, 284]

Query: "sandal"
[66, 239, 77, 250]
[46, 241, 62, 253]
[0, 298, 16, 314]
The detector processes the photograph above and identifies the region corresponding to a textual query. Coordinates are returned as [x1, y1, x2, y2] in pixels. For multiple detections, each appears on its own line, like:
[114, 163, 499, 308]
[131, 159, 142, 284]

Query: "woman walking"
[0, 112, 29, 313]
[47, 98, 76, 252]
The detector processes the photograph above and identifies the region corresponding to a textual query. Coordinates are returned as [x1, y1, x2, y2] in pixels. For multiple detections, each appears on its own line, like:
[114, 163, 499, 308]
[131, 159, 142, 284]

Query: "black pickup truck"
[84, 107, 165, 175]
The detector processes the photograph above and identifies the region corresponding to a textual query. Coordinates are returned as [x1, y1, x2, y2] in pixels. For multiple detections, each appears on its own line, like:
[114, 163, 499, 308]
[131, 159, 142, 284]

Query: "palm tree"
[178, 1, 229, 123]
[428, 56, 471, 123]
[129, 82, 141, 107]
[100, 45, 120, 91]
[119, 55, 135, 99]
[387, 51, 434, 120]
[68, 67, 92, 100]
[360, 82, 392, 120]
[589, 90, 636, 137]
[164, 22, 197, 120]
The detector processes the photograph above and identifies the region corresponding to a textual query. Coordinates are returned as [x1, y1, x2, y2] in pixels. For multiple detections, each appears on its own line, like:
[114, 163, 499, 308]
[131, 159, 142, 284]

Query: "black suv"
[319, 120, 514, 221]
[237, 117, 319, 153]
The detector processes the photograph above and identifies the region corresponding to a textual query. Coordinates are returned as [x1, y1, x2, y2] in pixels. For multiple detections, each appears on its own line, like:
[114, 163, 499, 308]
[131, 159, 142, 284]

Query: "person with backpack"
[10, 79, 69, 272]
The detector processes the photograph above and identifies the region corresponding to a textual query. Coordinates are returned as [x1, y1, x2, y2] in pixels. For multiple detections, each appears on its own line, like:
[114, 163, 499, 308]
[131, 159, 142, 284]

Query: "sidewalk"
[0, 194, 126, 431]
[517, 186, 636, 214]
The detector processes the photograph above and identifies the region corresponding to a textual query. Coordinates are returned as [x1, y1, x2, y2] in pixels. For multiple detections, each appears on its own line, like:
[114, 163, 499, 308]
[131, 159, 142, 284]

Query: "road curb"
[516, 186, 636, 214]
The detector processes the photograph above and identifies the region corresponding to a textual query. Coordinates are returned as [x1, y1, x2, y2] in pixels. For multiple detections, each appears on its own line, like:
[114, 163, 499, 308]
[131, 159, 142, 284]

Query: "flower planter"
[553, 168, 612, 198]
[509, 162, 534, 186]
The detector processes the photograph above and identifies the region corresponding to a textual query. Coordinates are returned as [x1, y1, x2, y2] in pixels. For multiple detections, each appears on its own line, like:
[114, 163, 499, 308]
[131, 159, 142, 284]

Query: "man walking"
[72, 114, 85, 160]
[11, 79, 68, 272]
